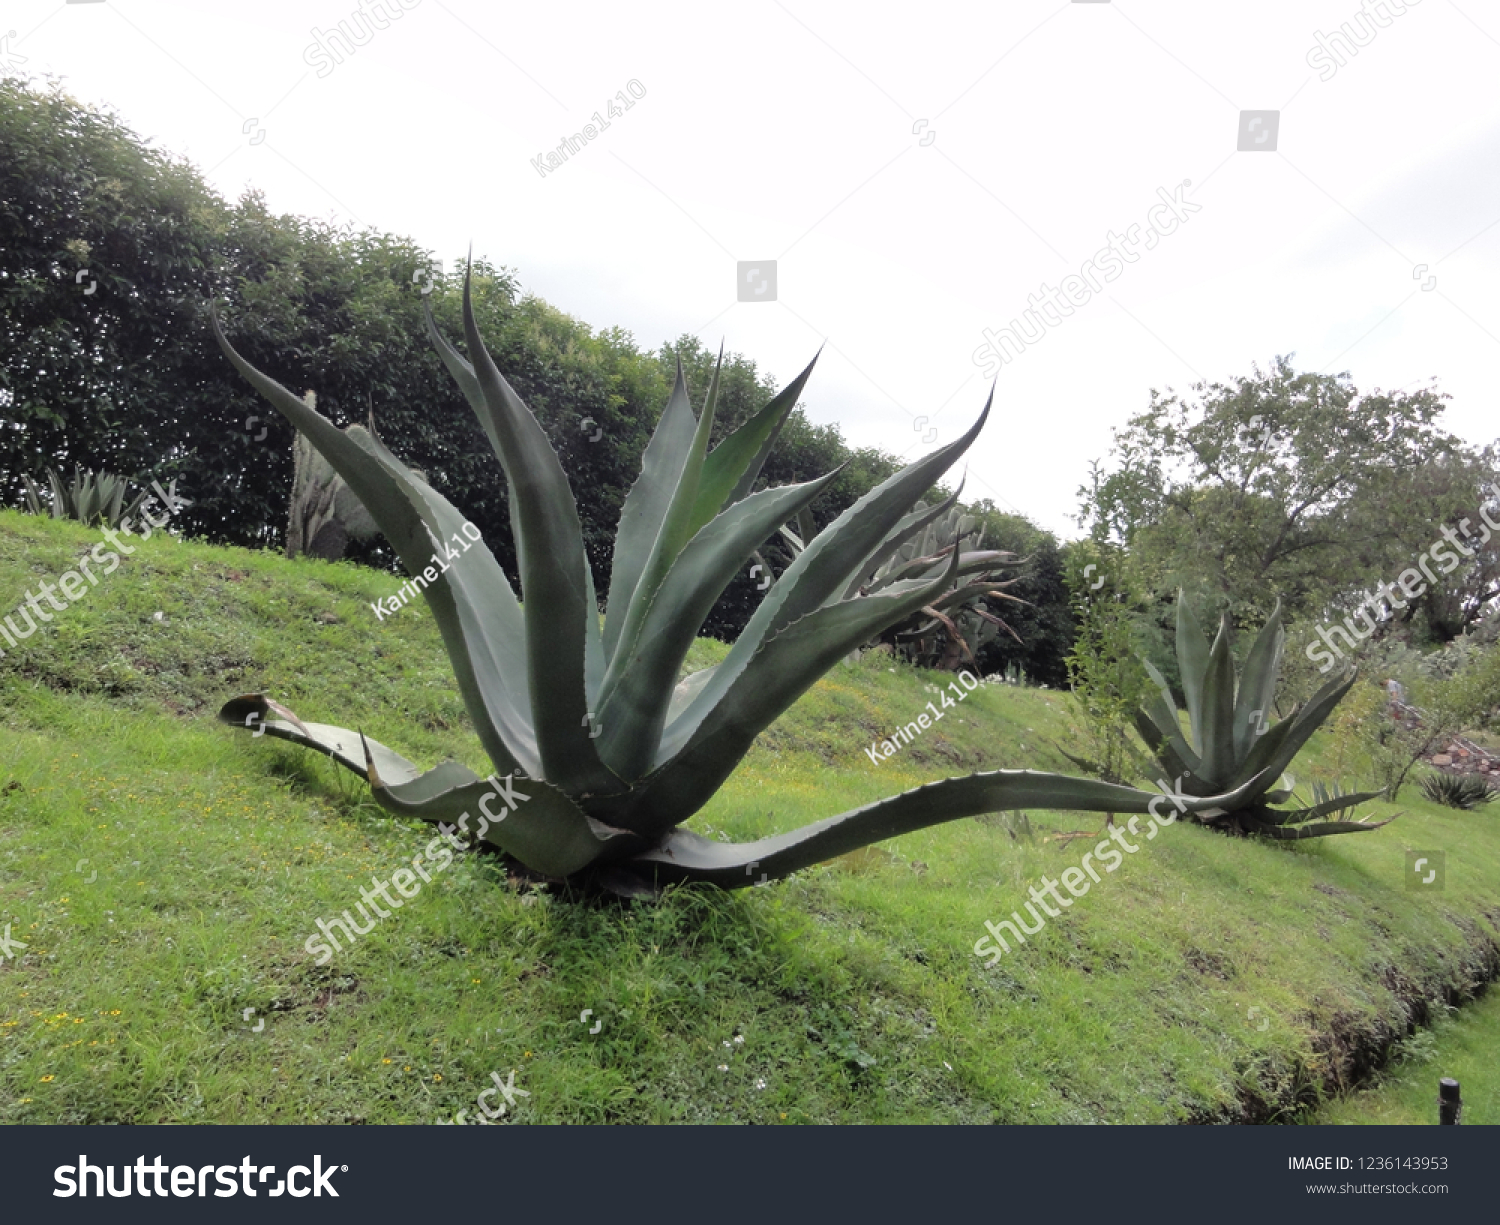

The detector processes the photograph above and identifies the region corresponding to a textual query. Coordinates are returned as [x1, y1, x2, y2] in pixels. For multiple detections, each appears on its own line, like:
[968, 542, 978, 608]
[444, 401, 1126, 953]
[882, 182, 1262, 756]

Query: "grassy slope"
[1, 509, 1497, 1124]
[1309, 989, 1499, 1125]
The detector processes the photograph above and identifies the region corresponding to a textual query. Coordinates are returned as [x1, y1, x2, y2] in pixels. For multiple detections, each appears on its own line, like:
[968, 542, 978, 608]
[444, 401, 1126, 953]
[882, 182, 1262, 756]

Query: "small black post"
[1438, 1078, 1461, 1125]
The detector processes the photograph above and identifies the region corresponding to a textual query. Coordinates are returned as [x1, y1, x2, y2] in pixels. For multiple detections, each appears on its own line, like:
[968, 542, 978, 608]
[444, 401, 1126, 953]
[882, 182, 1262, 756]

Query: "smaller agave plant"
[1135, 595, 1393, 839]
[1420, 772, 1495, 811]
[22, 465, 153, 530]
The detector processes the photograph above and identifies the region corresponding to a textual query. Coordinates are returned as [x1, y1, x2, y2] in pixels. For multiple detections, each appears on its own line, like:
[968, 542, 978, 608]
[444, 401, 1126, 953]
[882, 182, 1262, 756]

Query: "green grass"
[2, 508, 1498, 1123]
[1308, 987, 1500, 1125]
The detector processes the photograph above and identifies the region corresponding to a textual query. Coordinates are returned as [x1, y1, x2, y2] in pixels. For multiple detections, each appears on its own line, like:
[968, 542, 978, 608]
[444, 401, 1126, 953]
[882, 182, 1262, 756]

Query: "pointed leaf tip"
[359, 730, 384, 789]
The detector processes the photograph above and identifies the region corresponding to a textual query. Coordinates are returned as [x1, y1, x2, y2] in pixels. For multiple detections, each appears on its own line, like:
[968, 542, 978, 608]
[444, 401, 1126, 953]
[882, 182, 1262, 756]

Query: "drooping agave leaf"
[212, 312, 539, 780]
[633, 766, 1277, 888]
[219, 694, 429, 786]
[923, 577, 1022, 616]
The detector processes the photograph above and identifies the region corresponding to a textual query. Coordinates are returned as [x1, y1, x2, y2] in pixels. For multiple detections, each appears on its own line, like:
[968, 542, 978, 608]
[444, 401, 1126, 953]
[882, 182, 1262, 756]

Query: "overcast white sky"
[5, 0, 1498, 539]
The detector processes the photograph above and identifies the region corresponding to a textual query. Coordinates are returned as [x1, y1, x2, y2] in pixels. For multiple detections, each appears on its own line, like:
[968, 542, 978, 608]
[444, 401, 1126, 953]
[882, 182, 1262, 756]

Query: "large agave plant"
[1134, 595, 1393, 839]
[212, 272, 1257, 893]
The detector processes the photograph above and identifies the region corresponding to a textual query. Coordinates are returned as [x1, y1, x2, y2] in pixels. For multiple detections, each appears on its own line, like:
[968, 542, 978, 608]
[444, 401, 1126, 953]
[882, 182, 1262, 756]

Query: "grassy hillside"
[1309, 988, 1500, 1125]
[1, 509, 1497, 1124]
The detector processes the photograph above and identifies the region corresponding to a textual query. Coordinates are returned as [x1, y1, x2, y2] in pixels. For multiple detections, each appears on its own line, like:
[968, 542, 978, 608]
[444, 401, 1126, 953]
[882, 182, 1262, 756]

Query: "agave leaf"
[1196, 613, 1238, 787]
[609, 548, 964, 834]
[422, 299, 485, 419]
[1138, 662, 1203, 781]
[925, 581, 1023, 616]
[360, 743, 643, 879]
[663, 399, 992, 759]
[1261, 787, 1386, 825]
[913, 604, 971, 660]
[604, 354, 728, 697]
[1231, 670, 1358, 792]
[452, 274, 616, 791]
[596, 470, 843, 777]
[971, 604, 1024, 645]
[862, 550, 955, 594]
[1241, 814, 1395, 840]
[1132, 709, 1197, 784]
[837, 492, 962, 602]
[1224, 716, 1295, 793]
[949, 550, 1021, 579]
[20, 474, 45, 516]
[696, 347, 822, 519]
[1174, 591, 1212, 750]
[601, 361, 699, 660]
[1232, 602, 1284, 761]
[653, 350, 723, 570]
[212, 311, 539, 780]
[633, 767, 1273, 888]
[218, 694, 428, 786]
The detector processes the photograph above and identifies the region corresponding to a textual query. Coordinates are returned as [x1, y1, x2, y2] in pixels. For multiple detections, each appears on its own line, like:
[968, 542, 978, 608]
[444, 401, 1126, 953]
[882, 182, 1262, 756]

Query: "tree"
[1076, 355, 1482, 631]
[0, 72, 923, 657]
[0, 76, 228, 505]
[1059, 541, 1154, 822]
